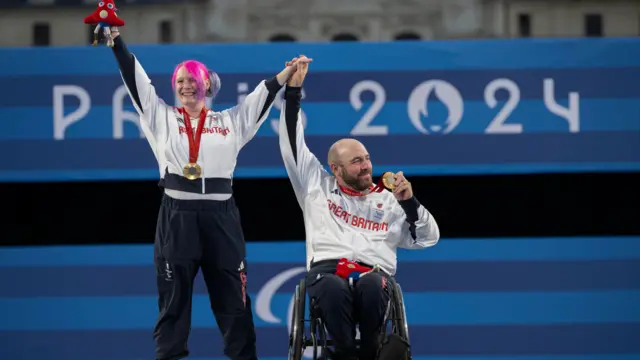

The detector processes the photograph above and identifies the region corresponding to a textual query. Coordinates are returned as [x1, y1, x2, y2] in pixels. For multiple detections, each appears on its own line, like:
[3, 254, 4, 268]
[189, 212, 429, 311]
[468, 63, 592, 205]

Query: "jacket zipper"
[200, 145, 205, 194]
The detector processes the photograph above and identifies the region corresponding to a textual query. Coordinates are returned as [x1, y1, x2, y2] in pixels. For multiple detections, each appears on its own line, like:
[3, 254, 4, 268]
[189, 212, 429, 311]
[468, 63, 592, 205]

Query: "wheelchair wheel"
[392, 283, 411, 360]
[288, 278, 306, 360]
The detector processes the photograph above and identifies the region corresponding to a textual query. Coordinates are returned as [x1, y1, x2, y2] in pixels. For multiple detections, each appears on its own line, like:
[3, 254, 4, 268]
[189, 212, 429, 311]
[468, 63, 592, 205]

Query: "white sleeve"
[279, 86, 327, 206]
[228, 77, 282, 148]
[396, 197, 440, 249]
[112, 36, 166, 137]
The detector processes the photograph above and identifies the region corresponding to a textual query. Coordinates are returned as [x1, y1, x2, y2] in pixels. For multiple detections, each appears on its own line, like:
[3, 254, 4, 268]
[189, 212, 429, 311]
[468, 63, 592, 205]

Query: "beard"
[341, 167, 373, 191]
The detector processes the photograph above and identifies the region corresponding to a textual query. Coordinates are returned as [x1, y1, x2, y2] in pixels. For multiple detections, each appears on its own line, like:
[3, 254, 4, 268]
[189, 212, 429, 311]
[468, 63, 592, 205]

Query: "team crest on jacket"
[373, 203, 385, 221]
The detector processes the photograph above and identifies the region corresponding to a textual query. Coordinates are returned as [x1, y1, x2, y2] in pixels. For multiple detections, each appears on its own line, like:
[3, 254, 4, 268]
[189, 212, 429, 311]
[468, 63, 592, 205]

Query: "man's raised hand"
[288, 55, 312, 87]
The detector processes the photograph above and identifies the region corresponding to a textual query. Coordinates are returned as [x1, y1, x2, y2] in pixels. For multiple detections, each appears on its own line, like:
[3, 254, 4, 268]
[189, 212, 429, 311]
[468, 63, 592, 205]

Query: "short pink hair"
[172, 60, 209, 101]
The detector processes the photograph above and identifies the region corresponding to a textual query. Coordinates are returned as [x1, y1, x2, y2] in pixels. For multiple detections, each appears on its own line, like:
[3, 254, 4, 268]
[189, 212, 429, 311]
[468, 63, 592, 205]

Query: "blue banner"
[1, 236, 639, 360]
[1, 39, 639, 181]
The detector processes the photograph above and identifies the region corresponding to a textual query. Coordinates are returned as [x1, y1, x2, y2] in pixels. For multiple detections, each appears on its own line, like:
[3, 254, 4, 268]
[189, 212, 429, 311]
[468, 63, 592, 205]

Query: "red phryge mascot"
[335, 258, 378, 284]
[84, 0, 125, 47]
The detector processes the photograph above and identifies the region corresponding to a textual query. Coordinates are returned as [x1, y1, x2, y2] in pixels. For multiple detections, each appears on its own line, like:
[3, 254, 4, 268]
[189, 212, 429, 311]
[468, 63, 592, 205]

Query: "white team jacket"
[113, 36, 281, 195]
[279, 86, 440, 275]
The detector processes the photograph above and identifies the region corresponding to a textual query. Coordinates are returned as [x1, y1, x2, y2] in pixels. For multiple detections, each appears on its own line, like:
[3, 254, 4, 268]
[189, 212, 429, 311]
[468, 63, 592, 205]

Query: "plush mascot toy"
[335, 258, 375, 282]
[84, 0, 125, 47]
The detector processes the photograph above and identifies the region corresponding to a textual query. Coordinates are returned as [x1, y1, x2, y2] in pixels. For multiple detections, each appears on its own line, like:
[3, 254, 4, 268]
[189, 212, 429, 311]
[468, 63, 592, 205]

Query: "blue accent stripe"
[2, 237, 639, 267]
[1, 39, 639, 76]
[2, 259, 638, 297]
[2, 161, 640, 182]
[0, 161, 639, 182]
[1, 323, 638, 358]
[1, 291, 639, 330]
[4, 132, 640, 172]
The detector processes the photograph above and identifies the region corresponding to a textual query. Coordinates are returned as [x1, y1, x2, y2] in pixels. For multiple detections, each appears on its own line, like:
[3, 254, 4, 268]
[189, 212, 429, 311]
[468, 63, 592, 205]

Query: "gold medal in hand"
[381, 172, 396, 190]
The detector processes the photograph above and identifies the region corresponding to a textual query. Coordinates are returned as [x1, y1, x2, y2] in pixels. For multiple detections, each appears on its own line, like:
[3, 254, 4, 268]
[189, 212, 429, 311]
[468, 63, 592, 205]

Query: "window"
[584, 14, 603, 37]
[269, 34, 296, 42]
[394, 32, 421, 41]
[159, 20, 173, 43]
[32, 22, 50, 46]
[332, 33, 358, 41]
[517, 13, 531, 37]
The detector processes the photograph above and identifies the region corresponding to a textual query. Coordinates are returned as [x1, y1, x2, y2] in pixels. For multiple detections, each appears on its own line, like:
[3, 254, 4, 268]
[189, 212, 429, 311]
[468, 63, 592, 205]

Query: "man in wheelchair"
[279, 58, 441, 360]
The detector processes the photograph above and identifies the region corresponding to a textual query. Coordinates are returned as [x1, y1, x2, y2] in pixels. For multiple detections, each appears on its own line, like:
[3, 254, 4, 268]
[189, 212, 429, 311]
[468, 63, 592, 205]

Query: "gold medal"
[183, 163, 202, 180]
[381, 172, 396, 190]
[180, 107, 207, 181]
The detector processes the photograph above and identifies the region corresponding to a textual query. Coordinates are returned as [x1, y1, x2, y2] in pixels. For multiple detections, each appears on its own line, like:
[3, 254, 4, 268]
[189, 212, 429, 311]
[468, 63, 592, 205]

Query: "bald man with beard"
[326, 138, 383, 192]
[279, 57, 440, 360]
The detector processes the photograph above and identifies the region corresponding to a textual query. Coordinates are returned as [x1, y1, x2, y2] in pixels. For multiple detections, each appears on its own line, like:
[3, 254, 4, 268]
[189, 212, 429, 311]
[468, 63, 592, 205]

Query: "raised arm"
[228, 63, 298, 148]
[279, 86, 326, 203]
[110, 31, 165, 136]
[278, 57, 326, 204]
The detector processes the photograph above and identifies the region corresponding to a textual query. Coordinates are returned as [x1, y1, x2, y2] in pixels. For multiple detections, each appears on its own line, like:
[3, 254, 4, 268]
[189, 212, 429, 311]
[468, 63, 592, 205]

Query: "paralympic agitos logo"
[255, 266, 364, 358]
[255, 267, 314, 359]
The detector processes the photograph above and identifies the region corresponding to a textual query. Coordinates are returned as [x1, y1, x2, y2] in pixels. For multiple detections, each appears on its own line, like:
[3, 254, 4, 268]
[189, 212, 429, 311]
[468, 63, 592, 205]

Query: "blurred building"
[0, 0, 638, 46]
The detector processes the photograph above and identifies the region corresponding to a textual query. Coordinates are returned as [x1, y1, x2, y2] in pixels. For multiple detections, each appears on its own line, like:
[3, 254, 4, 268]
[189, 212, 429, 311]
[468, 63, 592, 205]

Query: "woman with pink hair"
[109, 28, 311, 360]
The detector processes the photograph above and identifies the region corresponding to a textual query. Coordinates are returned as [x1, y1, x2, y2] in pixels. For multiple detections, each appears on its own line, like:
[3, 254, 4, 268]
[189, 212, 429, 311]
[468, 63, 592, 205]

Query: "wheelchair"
[287, 275, 411, 360]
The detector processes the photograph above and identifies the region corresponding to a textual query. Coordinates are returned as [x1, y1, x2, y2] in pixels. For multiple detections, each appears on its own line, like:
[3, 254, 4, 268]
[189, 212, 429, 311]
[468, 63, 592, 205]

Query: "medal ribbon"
[180, 107, 208, 164]
[338, 177, 386, 196]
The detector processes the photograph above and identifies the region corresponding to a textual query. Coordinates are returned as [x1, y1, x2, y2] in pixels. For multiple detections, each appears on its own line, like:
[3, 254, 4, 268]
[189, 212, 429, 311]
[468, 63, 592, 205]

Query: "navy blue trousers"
[306, 261, 391, 360]
[153, 195, 257, 360]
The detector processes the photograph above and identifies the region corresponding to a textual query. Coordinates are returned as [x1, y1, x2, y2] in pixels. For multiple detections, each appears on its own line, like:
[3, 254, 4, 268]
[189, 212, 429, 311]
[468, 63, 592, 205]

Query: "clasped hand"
[284, 55, 313, 87]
